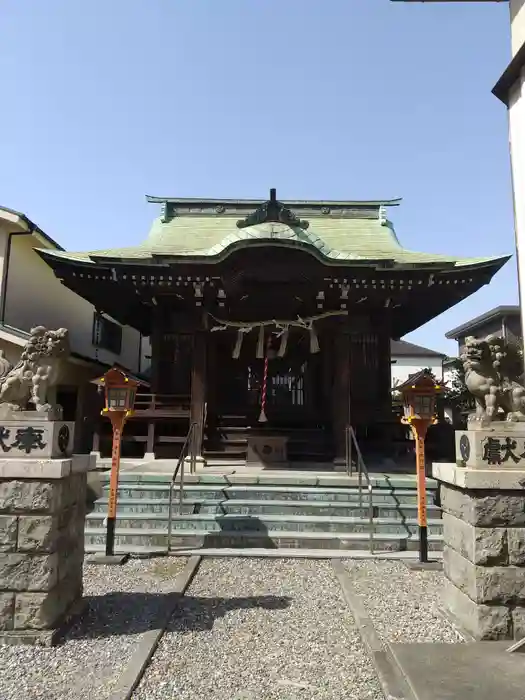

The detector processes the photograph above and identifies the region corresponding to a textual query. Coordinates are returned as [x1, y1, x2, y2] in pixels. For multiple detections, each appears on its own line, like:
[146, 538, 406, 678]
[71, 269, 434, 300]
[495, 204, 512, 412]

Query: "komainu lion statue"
[0, 326, 70, 415]
[461, 334, 525, 423]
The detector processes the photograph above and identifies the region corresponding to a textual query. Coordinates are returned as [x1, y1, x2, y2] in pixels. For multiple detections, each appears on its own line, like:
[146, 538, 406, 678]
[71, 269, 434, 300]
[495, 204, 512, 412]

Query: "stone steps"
[86, 511, 443, 535]
[85, 471, 442, 555]
[84, 527, 443, 552]
[91, 497, 440, 520]
[106, 483, 436, 505]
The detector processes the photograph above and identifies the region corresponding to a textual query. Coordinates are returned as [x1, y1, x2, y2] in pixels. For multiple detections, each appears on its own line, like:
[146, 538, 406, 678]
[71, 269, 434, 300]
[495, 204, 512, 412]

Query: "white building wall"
[509, 1, 525, 354]
[443, 364, 457, 388]
[511, 0, 525, 56]
[391, 355, 443, 388]
[0, 221, 141, 374]
[509, 70, 525, 341]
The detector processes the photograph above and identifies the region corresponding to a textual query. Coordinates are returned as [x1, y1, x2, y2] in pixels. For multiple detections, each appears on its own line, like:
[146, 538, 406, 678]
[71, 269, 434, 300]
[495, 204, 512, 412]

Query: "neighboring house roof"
[37, 194, 509, 269]
[0, 205, 64, 251]
[443, 356, 459, 368]
[391, 339, 446, 359]
[445, 305, 520, 340]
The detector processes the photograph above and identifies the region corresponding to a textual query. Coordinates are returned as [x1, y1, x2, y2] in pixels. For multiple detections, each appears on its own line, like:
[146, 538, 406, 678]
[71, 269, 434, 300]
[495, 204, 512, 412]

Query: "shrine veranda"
[38, 191, 509, 465]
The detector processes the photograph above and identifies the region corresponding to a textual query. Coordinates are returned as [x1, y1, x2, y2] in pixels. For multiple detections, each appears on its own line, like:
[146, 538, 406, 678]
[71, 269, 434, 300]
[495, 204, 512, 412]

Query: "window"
[92, 313, 122, 355]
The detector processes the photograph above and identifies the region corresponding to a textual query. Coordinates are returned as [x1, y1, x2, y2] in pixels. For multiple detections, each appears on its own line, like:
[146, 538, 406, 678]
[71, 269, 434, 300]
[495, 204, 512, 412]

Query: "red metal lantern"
[395, 370, 441, 563]
[99, 367, 138, 416]
[94, 367, 139, 560]
[400, 374, 439, 424]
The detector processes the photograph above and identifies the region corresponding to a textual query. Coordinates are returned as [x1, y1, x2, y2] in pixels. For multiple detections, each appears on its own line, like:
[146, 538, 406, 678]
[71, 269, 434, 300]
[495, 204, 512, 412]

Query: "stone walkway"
[132, 558, 383, 700]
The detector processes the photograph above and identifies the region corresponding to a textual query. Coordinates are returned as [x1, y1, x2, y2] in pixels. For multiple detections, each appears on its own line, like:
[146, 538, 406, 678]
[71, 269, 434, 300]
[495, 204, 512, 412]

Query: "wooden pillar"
[332, 322, 350, 466]
[206, 330, 218, 436]
[150, 304, 166, 394]
[347, 311, 392, 455]
[84, 383, 104, 456]
[92, 426, 100, 455]
[74, 383, 86, 453]
[322, 329, 333, 425]
[146, 421, 155, 458]
[348, 313, 383, 451]
[375, 313, 393, 451]
[190, 329, 207, 461]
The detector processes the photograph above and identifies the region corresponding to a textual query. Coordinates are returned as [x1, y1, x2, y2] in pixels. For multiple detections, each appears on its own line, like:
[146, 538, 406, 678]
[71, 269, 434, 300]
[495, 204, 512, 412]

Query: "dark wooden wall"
[148, 301, 393, 460]
[348, 312, 392, 449]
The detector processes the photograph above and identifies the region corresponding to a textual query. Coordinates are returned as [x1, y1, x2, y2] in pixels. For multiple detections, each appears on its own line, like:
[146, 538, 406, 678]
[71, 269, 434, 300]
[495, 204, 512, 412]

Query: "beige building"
[390, 339, 445, 387]
[492, 1, 525, 339]
[0, 205, 145, 450]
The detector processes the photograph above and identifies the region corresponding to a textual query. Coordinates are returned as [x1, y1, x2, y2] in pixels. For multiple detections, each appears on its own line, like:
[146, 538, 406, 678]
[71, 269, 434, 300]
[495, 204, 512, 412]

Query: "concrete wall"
[391, 355, 443, 387]
[0, 220, 141, 373]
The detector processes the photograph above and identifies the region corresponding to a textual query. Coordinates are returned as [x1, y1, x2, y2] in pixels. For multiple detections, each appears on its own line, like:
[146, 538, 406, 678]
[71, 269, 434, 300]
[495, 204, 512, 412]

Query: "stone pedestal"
[455, 421, 525, 469]
[434, 454, 525, 640]
[0, 434, 94, 645]
[247, 435, 288, 468]
[0, 412, 75, 460]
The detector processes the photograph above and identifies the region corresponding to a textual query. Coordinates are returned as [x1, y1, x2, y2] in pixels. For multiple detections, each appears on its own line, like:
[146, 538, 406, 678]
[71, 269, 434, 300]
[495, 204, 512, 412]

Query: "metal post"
[167, 481, 174, 553]
[357, 433, 363, 510]
[368, 484, 374, 554]
[345, 426, 349, 476]
[179, 454, 185, 515]
[106, 415, 124, 557]
[192, 422, 197, 474]
[348, 426, 353, 476]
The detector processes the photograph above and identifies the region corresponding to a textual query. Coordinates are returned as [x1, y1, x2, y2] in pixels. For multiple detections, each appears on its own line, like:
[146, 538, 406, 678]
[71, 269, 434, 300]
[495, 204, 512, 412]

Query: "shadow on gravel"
[66, 593, 291, 639]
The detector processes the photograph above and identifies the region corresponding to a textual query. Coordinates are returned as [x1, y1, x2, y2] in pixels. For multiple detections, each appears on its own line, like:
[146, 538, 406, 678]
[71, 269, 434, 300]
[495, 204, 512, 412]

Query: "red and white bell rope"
[258, 336, 271, 423]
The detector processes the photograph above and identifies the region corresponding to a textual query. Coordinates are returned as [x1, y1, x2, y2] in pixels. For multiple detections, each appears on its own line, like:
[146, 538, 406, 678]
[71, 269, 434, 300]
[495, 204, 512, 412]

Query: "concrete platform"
[96, 455, 423, 476]
[94, 458, 436, 488]
[390, 642, 525, 700]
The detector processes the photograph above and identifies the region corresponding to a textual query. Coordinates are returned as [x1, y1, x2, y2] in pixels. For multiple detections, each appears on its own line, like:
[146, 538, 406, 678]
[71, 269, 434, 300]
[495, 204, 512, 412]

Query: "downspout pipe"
[0, 228, 36, 326]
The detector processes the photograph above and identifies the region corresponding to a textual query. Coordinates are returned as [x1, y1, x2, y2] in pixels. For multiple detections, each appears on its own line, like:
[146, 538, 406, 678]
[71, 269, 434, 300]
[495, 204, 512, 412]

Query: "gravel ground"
[133, 557, 383, 700]
[0, 557, 188, 700]
[343, 560, 464, 644]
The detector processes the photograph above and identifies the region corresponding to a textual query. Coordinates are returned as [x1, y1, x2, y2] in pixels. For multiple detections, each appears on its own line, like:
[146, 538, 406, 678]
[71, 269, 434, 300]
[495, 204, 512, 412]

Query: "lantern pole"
[398, 372, 440, 565]
[89, 367, 138, 566]
[411, 418, 430, 563]
[106, 411, 126, 557]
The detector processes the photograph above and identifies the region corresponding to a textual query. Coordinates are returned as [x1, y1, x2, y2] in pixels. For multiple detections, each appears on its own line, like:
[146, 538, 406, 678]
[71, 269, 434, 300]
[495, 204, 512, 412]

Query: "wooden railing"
[130, 393, 191, 417]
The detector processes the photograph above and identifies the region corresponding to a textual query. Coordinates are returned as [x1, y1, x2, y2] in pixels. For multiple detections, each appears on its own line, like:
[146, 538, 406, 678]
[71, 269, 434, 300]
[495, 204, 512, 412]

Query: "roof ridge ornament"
[236, 188, 310, 230]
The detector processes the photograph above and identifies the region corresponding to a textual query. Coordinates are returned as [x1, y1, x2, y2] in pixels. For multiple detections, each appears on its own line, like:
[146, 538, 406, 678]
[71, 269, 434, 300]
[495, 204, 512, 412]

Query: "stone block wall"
[0, 469, 87, 643]
[440, 481, 525, 640]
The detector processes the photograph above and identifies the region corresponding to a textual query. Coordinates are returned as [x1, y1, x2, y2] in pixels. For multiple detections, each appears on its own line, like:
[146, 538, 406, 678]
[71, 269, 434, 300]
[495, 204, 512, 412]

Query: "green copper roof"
[38, 196, 509, 269]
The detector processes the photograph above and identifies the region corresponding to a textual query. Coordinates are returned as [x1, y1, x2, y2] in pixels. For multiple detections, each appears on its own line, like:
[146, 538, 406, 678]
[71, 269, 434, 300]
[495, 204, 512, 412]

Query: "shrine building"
[37, 190, 509, 466]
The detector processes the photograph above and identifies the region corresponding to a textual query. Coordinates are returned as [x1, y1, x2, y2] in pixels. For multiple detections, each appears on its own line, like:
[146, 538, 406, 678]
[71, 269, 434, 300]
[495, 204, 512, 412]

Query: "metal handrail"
[167, 421, 197, 553]
[345, 425, 375, 554]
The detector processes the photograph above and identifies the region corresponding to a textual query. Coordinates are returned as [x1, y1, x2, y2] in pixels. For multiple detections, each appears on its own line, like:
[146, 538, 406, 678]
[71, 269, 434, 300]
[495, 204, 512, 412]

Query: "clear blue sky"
[0, 0, 516, 355]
